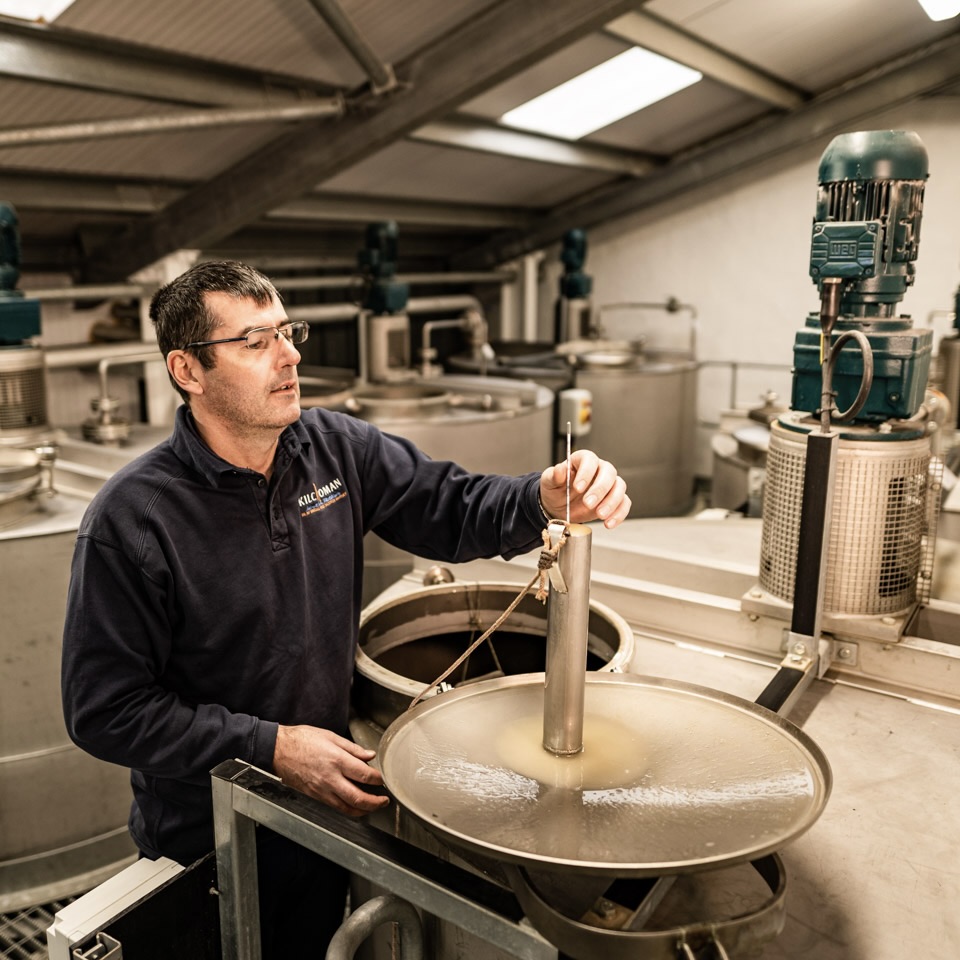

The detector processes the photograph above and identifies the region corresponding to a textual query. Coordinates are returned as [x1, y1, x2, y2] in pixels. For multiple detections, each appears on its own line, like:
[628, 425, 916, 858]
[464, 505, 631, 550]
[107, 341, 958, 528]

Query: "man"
[61, 260, 630, 956]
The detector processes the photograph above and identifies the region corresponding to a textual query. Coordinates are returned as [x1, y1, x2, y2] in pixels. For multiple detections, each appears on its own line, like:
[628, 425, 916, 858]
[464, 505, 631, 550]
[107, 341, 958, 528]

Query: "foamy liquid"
[495, 712, 649, 790]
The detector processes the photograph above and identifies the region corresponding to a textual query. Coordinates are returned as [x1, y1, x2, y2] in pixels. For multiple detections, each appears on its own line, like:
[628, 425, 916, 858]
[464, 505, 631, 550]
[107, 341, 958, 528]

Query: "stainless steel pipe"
[542, 522, 592, 756]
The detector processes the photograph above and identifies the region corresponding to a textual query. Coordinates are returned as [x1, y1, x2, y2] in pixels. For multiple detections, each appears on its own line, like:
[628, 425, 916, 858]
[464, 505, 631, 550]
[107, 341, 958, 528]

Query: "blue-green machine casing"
[792, 130, 931, 423]
[792, 318, 931, 422]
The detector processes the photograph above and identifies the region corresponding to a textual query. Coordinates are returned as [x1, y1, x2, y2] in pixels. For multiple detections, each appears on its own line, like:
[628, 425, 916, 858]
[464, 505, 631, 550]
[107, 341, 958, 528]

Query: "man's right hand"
[273, 724, 389, 817]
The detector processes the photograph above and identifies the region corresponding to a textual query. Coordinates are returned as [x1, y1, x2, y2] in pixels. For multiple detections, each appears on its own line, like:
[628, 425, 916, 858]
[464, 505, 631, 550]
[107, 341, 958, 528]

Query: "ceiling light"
[0, 0, 76, 22]
[916, 0, 960, 19]
[500, 47, 702, 141]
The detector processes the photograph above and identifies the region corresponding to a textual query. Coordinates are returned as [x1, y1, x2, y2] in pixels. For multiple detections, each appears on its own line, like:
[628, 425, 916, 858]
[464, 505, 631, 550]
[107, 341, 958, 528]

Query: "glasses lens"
[242, 322, 308, 349]
[244, 327, 272, 350]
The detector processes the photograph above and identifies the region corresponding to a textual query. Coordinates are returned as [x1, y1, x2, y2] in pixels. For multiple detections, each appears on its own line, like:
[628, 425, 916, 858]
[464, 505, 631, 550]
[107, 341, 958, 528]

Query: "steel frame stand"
[210, 759, 558, 960]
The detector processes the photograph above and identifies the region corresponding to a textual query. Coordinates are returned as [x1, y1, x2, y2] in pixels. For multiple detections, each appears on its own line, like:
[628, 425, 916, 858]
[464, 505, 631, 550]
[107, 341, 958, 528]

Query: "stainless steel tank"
[0, 487, 136, 913]
[573, 347, 698, 518]
[304, 374, 555, 604]
[450, 344, 698, 518]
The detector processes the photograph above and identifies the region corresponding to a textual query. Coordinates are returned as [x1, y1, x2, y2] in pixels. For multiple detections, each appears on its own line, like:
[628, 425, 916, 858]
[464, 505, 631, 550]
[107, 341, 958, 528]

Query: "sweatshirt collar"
[169, 404, 310, 488]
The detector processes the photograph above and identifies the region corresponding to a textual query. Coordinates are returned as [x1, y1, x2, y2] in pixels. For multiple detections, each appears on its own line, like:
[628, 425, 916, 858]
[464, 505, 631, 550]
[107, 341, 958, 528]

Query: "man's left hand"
[539, 449, 630, 529]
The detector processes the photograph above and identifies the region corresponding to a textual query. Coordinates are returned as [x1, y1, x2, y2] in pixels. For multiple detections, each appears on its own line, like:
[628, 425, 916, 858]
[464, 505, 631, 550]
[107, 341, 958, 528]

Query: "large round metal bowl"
[377, 672, 831, 879]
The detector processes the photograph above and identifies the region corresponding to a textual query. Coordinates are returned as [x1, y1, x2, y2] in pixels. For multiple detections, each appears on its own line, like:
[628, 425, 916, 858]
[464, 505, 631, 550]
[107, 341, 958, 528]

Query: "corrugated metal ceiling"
[0, 0, 957, 278]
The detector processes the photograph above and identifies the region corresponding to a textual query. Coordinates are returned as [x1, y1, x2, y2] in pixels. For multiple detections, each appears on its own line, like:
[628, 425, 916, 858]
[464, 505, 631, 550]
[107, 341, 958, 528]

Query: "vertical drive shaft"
[542, 522, 592, 756]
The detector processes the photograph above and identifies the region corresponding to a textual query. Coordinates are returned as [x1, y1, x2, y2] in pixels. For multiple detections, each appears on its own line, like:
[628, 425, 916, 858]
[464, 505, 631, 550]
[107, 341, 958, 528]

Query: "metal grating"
[0, 900, 73, 960]
[0, 367, 48, 435]
[759, 432, 806, 602]
[827, 448, 928, 614]
[760, 424, 933, 616]
[918, 455, 944, 605]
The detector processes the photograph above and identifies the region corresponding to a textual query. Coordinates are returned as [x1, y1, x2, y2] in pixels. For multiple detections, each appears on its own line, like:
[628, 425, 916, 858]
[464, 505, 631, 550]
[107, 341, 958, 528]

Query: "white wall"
[539, 96, 960, 476]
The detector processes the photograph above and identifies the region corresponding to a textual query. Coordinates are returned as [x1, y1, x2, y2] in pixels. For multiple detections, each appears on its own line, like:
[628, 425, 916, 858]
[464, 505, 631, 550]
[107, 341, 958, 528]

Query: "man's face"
[194, 291, 302, 436]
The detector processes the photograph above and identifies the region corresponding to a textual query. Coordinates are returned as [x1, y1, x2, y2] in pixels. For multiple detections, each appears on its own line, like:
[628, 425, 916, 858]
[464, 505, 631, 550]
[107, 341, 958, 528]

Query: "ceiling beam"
[0, 170, 532, 230]
[409, 116, 659, 176]
[0, 172, 184, 212]
[451, 31, 960, 270]
[83, 0, 645, 282]
[605, 10, 806, 110]
[0, 17, 336, 105]
[269, 193, 535, 229]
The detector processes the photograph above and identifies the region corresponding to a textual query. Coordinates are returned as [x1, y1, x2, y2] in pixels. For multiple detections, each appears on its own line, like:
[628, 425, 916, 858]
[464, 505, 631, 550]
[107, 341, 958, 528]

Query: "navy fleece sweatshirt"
[61, 404, 544, 862]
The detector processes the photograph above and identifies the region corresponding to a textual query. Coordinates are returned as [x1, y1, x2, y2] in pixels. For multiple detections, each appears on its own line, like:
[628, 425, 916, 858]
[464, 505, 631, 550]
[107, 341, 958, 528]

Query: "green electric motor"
[0, 202, 42, 344]
[357, 221, 410, 315]
[792, 131, 933, 423]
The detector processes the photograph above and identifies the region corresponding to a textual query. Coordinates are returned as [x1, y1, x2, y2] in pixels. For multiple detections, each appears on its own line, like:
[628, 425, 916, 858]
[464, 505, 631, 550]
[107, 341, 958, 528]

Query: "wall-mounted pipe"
[83, 351, 164, 445]
[24, 273, 516, 303]
[0, 100, 344, 149]
[94, 351, 160, 400]
[24, 284, 146, 301]
[273, 271, 515, 291]
[596, 298, 699, 358]
[407, 295, 482, 315]
[285, 303, 362, 324]
[419, 311, 488, 378]
[43, 341, 162, 369]
[698, 359, 794, 412]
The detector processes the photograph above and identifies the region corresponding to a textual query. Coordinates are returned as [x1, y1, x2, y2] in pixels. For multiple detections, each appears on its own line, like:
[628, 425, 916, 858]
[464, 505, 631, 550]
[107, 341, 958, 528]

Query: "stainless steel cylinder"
[543, 522, 592, 756]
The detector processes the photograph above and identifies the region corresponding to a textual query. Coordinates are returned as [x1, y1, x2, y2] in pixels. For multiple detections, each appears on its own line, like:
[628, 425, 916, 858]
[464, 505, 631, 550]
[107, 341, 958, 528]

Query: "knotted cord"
[408, 525, 568, 710]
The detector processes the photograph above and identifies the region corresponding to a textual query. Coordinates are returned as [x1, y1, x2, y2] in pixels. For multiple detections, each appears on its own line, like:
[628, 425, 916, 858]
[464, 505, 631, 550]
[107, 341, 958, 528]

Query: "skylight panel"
[0, 1, 76, 23]
[500, 47, 702, 141]
[916, 0, 960, 19]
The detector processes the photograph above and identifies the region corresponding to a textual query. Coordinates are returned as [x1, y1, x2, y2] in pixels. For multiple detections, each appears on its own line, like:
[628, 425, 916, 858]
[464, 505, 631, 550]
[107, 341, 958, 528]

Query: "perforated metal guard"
[919, 456, 944, 605]
[759, 434, 807, 603]
[0, 349, 48, 439]
[760, 421, 933, 616]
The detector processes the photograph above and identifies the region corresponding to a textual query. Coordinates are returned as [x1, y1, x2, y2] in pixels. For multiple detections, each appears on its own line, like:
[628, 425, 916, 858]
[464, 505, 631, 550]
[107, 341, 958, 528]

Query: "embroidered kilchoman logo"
[298, 476, 346, 517]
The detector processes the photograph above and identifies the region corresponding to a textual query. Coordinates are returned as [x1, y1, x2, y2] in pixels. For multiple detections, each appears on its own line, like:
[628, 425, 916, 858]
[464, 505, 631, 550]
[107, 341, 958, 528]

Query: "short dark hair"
[149, 260, 280, 402]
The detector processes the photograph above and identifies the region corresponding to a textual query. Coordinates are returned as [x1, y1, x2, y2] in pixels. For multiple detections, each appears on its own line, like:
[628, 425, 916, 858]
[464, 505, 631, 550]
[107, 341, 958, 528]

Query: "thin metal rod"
[542, 524, 592, 756]
[565, 422, 571, 524]
[304, 0, 396, 92]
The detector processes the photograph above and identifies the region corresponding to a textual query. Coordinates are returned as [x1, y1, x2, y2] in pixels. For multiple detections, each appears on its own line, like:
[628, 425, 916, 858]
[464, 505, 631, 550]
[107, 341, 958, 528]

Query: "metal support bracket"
[829, 638, 859, 668]
[781, 631, 834, 680]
